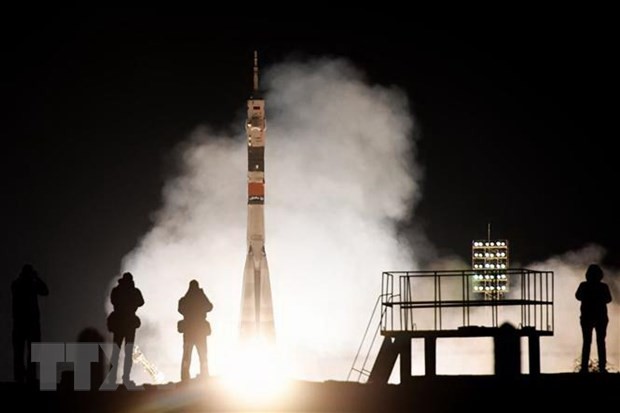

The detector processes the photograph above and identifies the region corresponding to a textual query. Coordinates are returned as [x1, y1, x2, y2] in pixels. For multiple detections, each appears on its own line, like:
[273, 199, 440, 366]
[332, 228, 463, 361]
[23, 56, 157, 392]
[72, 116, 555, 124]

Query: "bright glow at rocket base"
[118, 58, 620, 384]
[221, 337, 289, 403]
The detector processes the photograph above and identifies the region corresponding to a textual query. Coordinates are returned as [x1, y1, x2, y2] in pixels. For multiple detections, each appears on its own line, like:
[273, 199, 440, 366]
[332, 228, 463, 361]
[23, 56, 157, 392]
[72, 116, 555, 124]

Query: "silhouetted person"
[11, 263, 49, 384]
[78, 327, 108, 390]
[106, 272, 144, 385]
[576, 263, 612, 372]
[178, 280, 213, 381]
[60, 327, 109, 391]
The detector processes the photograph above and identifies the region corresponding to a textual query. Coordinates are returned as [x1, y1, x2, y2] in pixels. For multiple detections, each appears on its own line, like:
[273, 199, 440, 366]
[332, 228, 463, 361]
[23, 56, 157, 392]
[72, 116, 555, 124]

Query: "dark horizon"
[1, 15, 617, 381]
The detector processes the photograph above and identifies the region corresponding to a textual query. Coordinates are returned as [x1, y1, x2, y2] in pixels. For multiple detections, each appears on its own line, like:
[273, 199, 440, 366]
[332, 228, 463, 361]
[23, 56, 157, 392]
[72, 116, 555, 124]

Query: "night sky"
[0, 15, 616, 379]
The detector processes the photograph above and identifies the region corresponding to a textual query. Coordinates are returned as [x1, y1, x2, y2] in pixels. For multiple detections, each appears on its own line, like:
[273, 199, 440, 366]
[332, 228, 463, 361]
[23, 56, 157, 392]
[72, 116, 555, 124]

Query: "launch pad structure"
[350, 268, 554, 383]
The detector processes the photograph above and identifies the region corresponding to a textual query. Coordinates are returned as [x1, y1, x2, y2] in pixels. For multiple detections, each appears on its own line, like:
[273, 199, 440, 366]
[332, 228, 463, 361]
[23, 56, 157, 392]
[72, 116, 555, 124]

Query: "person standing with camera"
[106, 272, 144, 386]
[178, 279, 213, 381]
[11, 263, 49, 384]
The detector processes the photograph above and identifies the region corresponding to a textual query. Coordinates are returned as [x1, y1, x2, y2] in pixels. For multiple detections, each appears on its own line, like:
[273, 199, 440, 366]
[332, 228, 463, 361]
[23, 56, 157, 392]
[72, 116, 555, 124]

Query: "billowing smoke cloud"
[118, 58, 419, 383]
[116, 57, 619, 384]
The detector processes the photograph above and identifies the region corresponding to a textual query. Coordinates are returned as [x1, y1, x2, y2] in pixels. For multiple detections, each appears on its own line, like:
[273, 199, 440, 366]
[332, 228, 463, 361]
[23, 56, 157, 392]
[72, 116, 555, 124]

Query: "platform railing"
[380, 269, 554, 334]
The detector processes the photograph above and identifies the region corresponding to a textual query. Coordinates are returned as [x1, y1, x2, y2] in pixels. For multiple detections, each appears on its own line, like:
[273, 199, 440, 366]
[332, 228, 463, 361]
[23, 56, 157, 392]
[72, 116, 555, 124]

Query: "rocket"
[239, 51, 276, 343]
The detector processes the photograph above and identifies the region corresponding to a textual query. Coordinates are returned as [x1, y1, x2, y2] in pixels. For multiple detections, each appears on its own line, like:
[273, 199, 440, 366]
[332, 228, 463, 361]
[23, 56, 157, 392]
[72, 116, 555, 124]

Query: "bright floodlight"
[471, 238, 509, 299]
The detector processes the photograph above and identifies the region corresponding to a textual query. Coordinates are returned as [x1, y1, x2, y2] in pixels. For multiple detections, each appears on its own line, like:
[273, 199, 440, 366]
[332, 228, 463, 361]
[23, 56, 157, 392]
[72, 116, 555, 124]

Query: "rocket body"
[239, 53, 275, 343]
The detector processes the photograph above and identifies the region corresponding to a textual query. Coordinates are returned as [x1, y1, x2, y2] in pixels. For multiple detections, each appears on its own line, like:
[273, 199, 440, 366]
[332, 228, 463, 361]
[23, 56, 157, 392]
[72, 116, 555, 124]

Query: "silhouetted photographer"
[178, 280, 213, 381]
[106, 272, 144, 386]
[576, 263, 612, 373]
[11, 263, 49, 384]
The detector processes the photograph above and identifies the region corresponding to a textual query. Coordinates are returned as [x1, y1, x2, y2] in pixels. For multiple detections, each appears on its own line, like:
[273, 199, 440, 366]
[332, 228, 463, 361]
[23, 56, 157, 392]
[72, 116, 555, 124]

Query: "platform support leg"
[528, 335, 540, 375]
[396, 337, 411, 384]
[424, 337, 436, 376]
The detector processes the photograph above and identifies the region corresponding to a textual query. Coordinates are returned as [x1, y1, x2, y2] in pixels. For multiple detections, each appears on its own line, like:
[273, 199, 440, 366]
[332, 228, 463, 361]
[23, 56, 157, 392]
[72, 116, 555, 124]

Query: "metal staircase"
[347, 293, 398, 383]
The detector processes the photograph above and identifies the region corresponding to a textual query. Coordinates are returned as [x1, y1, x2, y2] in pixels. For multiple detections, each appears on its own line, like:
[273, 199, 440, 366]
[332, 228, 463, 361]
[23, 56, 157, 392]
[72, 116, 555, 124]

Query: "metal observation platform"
[349, 269, 554, 383]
